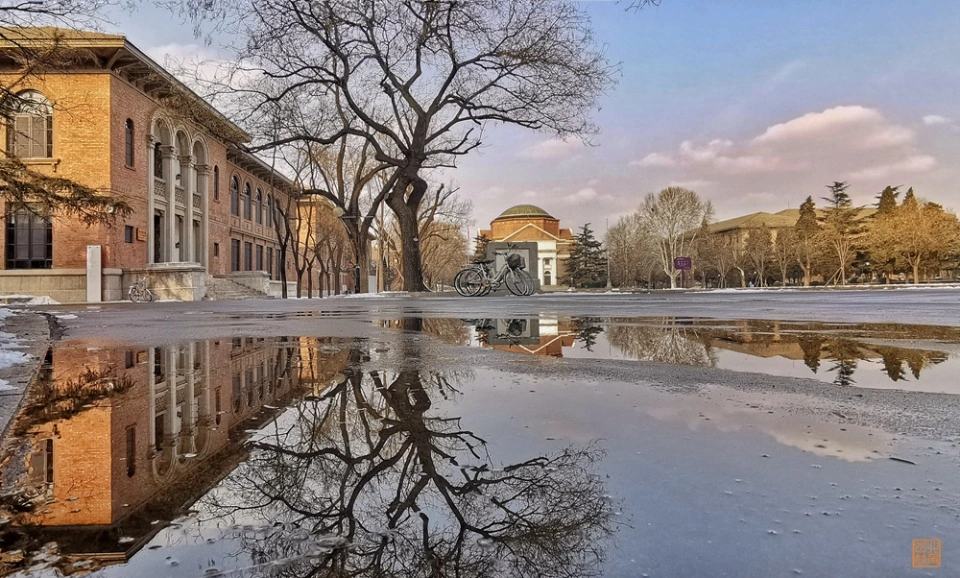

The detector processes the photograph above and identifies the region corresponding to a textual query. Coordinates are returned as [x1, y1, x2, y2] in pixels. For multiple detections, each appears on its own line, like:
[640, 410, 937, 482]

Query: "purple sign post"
[674, 257, 692, 289]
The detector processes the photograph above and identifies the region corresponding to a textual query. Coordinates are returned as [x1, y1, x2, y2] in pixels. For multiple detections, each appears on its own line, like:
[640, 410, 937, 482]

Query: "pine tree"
[876, 185, 900, 215]
[794, 196, 820, 286]
[568, 223, 607, 288]
[472, 233, 490, 261]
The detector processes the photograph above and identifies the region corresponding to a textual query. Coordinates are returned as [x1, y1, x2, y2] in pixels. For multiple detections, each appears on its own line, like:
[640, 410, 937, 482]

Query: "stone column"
[161, 145, 177, 262]
[196, 165, 211, 268]
[147, 347, 157, 454]
[164, 345, 178, 455]
[181, 155, 194, 264]
[181, 342, 196, 454]
[146, 136, 157, 265]
[197, 340, 211, 425]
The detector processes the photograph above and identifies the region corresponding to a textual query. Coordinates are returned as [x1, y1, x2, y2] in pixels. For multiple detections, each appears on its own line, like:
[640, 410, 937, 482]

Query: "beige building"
[479, 204, 575, 287]
[0, 28, 298, 302]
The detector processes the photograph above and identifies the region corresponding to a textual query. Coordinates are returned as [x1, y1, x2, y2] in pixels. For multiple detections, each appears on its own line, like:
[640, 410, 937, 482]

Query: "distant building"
[479, 204, 574, 287]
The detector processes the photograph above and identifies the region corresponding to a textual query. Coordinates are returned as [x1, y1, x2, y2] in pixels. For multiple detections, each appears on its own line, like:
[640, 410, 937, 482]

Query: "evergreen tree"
[794, 196, 821, 286]
[876, 185, 900, 215]
[820, 181, 860, 285]
[568, 223, 607, 288]
[472, 233, 490, 261]
[822, 181, 852, 208]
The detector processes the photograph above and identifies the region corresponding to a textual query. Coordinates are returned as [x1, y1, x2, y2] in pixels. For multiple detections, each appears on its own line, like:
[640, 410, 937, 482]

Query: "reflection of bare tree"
[202, 346, 613, 577]
[605, 320, 717, 367]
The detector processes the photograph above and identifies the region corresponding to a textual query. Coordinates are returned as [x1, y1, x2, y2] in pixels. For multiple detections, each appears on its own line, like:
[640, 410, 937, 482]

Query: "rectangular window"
[124, 225, 134, 243]
[231, 239, 241, 272]
[124, 350, 135, 368]
[244, 242, 253, 271]
[5, 207, 52, 269]
[256, 245, 264, 271]
[213, 242, 220, 257]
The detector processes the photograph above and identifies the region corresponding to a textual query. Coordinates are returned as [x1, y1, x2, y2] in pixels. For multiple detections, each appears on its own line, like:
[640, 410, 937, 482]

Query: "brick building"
[0, 28, 298, 302]
[479, 204, 575, 288]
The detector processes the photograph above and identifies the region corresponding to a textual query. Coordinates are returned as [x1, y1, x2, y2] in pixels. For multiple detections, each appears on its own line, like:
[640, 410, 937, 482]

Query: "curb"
[0, 310, 52, 439]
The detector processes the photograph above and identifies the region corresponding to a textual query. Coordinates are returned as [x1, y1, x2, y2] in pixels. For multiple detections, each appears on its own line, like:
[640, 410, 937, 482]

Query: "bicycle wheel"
[129, 286, 143, 303]
[454, 268, 473, 296]
[504, 269, 527, 296]
[457, 268, 486, 297]
[516, 269, 535, 296]
[144, 289, 154, 303]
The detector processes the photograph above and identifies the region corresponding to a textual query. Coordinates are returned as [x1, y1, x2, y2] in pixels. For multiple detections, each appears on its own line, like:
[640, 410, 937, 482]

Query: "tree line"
[607, 183, 960, 289]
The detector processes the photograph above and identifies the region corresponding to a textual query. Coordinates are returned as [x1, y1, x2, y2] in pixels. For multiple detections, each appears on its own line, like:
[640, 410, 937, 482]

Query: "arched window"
[213, 165, 220, 201]
[124, 119, 134, 166]
[8, 90, 53, 158]
[254, 188, 263, 224]
[154, 141, 163, 179]
[265, 196, 273, 228]
[230, 176, 240, 216]
[243, 182, 252, 220]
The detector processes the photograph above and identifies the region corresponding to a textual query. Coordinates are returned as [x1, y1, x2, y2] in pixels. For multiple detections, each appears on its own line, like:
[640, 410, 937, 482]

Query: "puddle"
[1, 330, 958, 576]
[0, 337, 613, 577]
[461, 317, 960, 394]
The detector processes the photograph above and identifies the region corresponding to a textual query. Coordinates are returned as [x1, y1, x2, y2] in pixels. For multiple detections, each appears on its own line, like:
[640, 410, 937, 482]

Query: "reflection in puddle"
[0, 337, 612, 577]
[464, 317, 960, 394]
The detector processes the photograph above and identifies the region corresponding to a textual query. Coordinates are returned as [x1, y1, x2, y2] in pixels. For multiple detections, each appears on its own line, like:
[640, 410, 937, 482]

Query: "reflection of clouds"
[641, 386, 886, 462]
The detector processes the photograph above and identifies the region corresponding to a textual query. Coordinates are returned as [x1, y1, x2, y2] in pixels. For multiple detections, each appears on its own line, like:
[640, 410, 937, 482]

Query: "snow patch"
[0, 349, 29, 369]
[27, 296, 60, 305]
[0, 378, 16, 392]
[55, 314, 78, 320]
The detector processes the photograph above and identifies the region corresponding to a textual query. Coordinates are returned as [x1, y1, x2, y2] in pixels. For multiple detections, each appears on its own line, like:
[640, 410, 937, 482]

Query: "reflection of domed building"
[479, 205, 574, 287]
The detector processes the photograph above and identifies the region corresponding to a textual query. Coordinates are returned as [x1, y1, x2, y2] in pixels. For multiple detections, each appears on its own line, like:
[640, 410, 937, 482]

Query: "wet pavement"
[1, 291, 959, 577]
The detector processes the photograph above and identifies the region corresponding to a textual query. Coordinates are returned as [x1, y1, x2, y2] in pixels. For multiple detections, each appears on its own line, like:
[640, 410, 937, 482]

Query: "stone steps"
[203, 276, 269, 300]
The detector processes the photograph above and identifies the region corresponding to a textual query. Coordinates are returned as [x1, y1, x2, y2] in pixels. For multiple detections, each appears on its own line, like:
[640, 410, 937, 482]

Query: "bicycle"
[454, 250, 534, 297]
[128, 277, 153, 303]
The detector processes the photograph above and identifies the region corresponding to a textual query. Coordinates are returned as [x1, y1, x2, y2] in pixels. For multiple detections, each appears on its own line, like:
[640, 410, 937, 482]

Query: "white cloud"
[632, 152, 676, 167]
[625, 104, 949, 219]
[922, 114, 953, 126]
[848, 155, 937, 181]
[753, 106, 885, 145]
[518, 138, 582, 160]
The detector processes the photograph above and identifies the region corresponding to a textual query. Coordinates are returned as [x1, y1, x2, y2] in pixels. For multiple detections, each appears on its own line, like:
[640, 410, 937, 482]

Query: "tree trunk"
[386, 179, 428, 292]
[307, 265, 313, 298]
[913, 261, 920, 285]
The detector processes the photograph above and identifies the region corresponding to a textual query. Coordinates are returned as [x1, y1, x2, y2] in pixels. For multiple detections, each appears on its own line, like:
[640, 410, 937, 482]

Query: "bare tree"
[636, 187, 713, 289]
[743, 225, 772, 287]
[772, 227, 797, 286]
[176, 0, 616, 292]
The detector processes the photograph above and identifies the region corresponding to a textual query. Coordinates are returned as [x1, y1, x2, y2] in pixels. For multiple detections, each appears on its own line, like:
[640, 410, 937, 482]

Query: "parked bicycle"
[128, 277, 153, 303]
[454, 249, 534, 297]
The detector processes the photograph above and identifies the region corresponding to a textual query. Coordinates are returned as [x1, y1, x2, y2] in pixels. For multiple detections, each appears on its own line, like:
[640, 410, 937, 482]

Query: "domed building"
[479, 204, 575, 287]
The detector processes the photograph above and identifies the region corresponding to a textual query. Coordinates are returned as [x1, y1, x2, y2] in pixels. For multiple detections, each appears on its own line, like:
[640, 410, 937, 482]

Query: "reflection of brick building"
[9, 336, 321, 562]
[479, 205, 574, 287]
[0, 28, 298, 302]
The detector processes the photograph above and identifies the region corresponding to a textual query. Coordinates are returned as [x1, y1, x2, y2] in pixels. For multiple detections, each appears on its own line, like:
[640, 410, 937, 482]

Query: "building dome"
[495, 204, 555, 220]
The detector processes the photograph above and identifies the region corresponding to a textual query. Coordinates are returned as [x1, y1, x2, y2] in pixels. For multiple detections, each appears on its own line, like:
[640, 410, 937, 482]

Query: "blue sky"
[107, 1, 960, 230]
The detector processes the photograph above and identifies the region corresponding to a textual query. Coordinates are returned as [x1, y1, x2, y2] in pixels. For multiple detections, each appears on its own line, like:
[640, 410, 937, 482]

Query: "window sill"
[21, 158, 61, 172]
